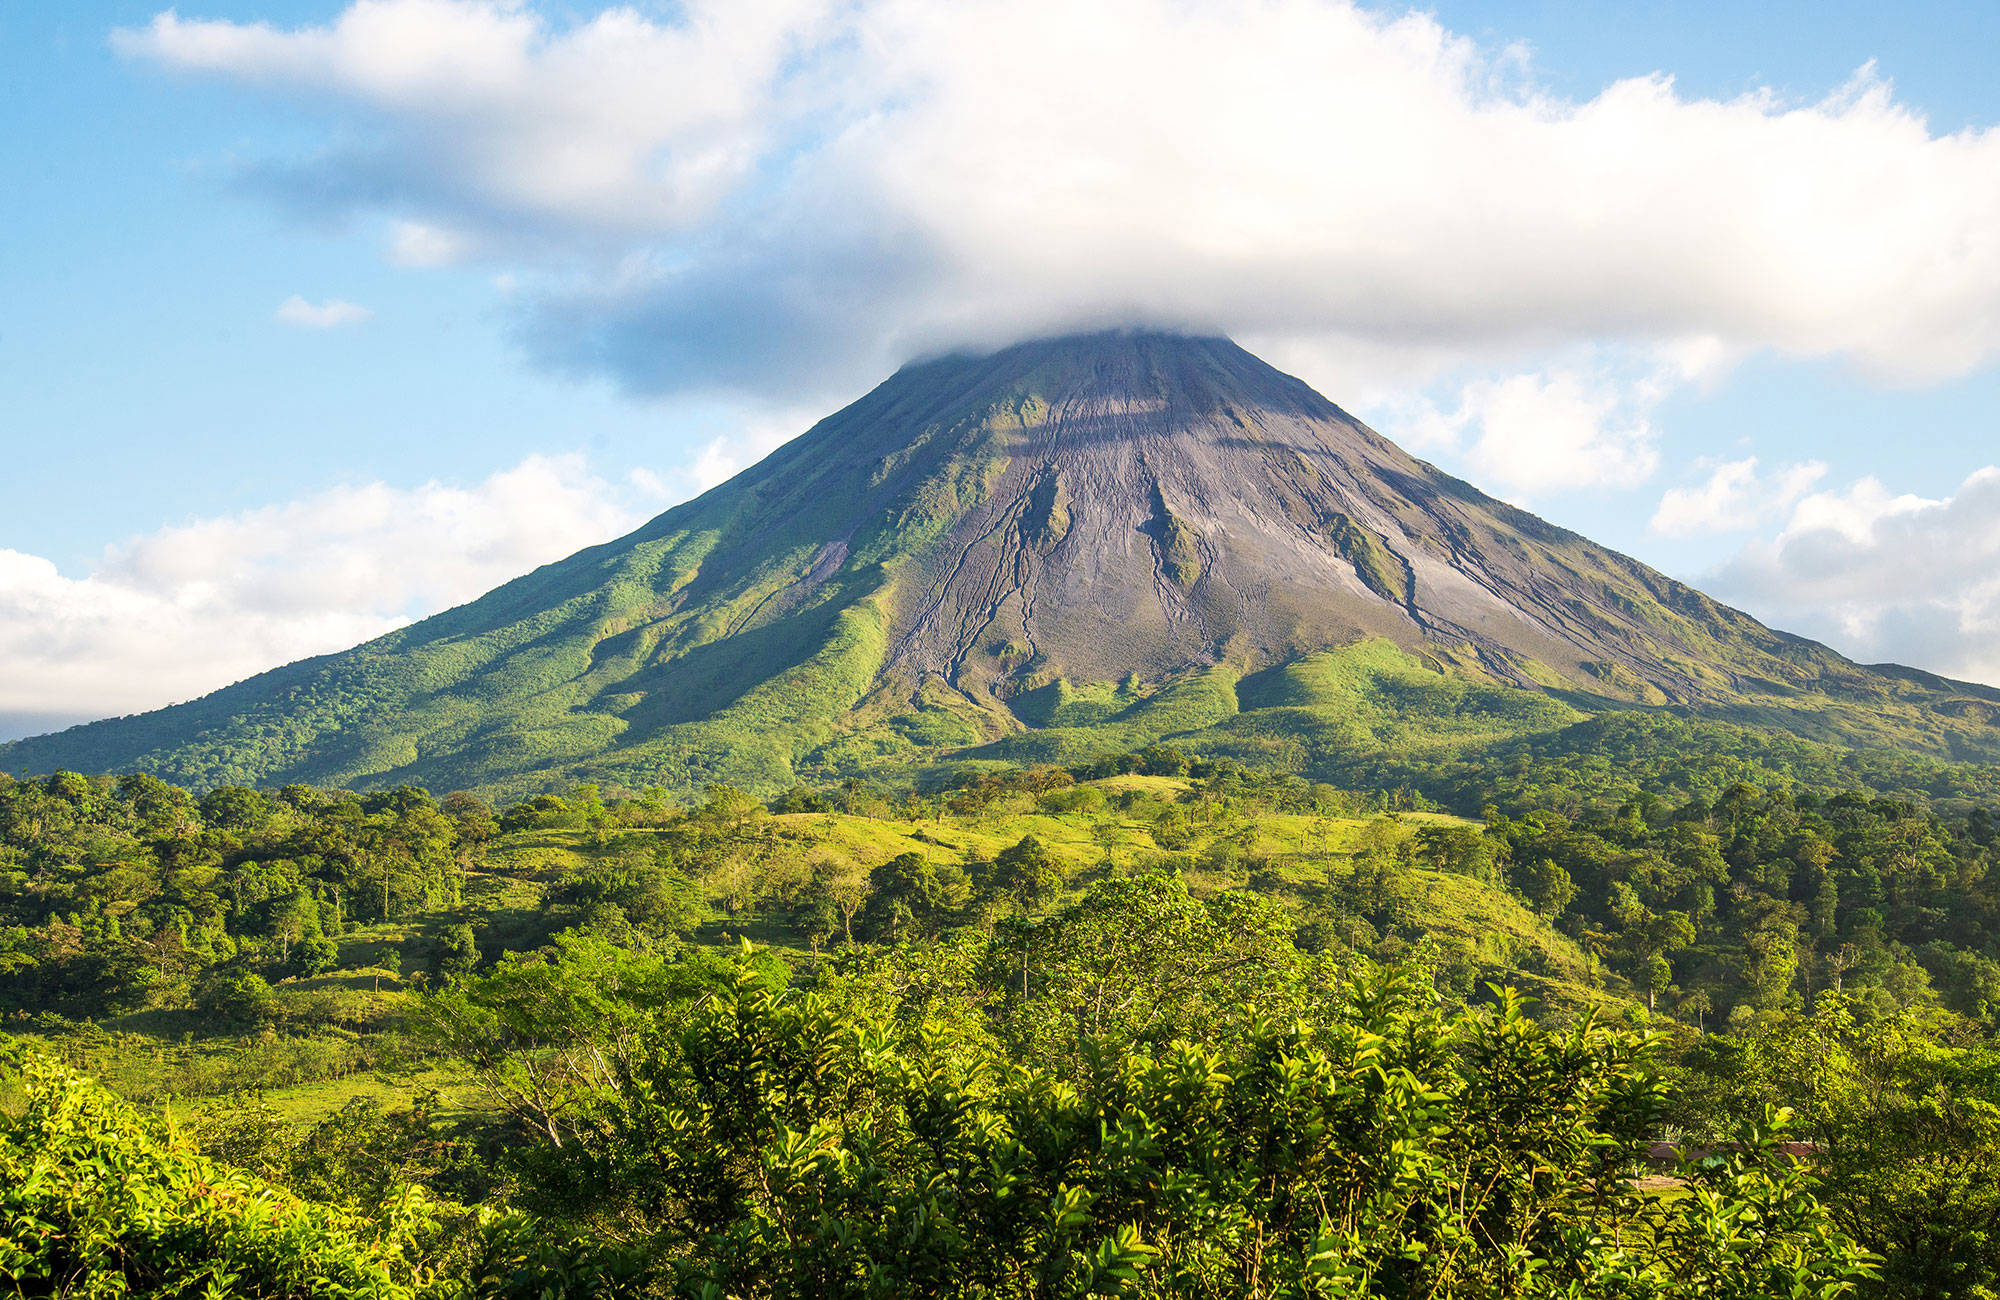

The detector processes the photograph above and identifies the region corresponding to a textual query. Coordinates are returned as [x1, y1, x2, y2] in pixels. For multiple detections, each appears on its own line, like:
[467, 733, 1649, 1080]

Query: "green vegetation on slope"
[0, 366, 1018, 800]
[1326, 510, 1408, 604]
[10, 744, 2000, 1295]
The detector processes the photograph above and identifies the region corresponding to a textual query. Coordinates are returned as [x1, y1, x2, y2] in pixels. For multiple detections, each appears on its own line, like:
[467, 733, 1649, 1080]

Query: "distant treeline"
[1224, 708, 2000, 814]
[7, 745, 2000, 1033]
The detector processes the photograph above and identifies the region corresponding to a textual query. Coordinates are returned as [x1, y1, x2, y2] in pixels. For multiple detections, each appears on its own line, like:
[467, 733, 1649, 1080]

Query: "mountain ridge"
[8, 330, 1999, 795]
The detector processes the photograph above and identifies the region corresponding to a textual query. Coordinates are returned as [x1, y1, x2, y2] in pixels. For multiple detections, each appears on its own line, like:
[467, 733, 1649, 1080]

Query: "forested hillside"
[6, 749, 2000, 1295]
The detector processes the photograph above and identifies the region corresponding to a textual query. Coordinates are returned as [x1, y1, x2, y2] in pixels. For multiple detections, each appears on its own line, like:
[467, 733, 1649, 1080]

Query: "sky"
[4, 0, 2000, 741]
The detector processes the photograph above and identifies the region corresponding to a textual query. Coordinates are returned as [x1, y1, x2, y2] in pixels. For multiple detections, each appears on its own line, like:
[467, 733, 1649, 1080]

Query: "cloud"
[624, 408, 820, 502]
[1375, 353, 1678, 496]
[1650, 456, 1827, 537]
[275, 294, 373, 327]
[386, 219, 474, 267]
[0, 455, 645, 734]
[1706, 467, 2000, 685]
[117, 0, 833, 234]
[681, 409, 816, 493]
[1457, 369, 1657, 496]
[118, 0, 2000, 403]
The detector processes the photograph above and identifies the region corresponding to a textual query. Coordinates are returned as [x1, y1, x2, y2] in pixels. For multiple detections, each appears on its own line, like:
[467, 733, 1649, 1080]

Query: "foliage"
[0, 774, 471, 1023]
[489, 956, 1870, 1298]
[194, 967, 277, 1027]
[1673, 999, 2000, 1299]
[3, 755, 1996, 1294]
[1483, 784, 2000, 1027]
[0, 1047, 459, 1298]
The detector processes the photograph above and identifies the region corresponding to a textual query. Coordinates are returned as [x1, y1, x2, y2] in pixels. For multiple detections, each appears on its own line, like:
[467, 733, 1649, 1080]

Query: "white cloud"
[119, 1, 2000, 402]
[0, 455, 643, 729]
[117, 0, 832, 233]
[386, 219, 474, 267]
[1377, 354, 1673, 496]
[624, 408, 821, 500]
[624, 466, 671, 499]
[1650, 456, 1827, 537]
[275, 294, 373, 328]
[1466, 370, 1660, 495]
[682, 409, 814, 493]
[1707, 466, 2000, 685]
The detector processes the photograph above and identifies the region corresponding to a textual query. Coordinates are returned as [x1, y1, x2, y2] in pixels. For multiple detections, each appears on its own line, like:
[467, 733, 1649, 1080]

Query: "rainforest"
[7, 739, 2000, 1297]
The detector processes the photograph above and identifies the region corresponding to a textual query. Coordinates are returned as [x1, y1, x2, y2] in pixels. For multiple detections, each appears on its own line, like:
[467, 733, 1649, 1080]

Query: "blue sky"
[4, 0, 2000, 737]
[5, 2, 697, 569]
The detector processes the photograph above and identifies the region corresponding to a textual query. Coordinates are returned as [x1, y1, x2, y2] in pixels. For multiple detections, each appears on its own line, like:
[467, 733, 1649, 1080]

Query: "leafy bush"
[0, 1049, 458, 1298]
[195, 968, 276, 1027]
[431, 923, 480, 980]
[512, 957, 1875, 1298]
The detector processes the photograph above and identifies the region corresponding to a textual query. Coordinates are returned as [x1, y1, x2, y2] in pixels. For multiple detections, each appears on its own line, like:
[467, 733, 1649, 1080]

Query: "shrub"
[0, 1050, 456, 1298]
[194, 968, 276, 1028]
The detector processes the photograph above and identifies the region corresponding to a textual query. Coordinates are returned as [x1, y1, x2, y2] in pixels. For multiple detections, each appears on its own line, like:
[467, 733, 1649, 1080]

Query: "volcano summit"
[9, 332, 1998, 795]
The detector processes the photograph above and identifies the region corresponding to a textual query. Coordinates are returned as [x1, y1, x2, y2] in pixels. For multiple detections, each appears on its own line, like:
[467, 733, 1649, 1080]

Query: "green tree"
[1806, 1005, 2000, 1300]
[194, 967, 276, 1027]
[1514, 857, 1577, 918]
[986, 834, 1063, 914]
[698, 785, 765, 833]
[991, 871, 1314, 1059]
[431, 922, 479, 981]
[376, 946, 402, 994]
[290, 929, 340, 978]
[1414, 823, 1500, 882]
[856, 851, 965, 942]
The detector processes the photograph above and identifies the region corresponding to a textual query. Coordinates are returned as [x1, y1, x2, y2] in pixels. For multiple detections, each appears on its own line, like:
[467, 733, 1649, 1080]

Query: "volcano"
[9, 332, 1999, 795]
